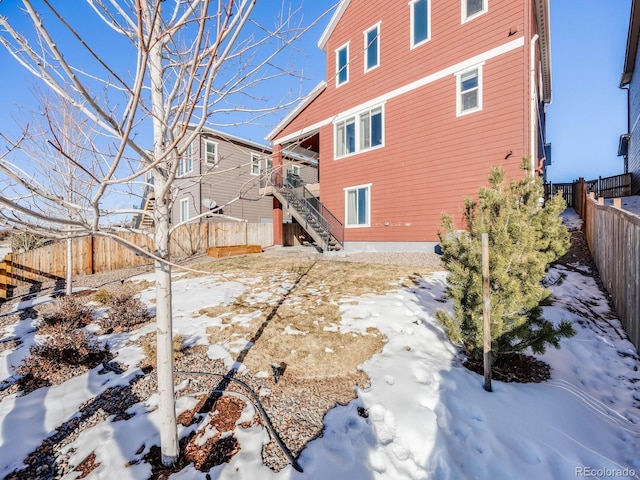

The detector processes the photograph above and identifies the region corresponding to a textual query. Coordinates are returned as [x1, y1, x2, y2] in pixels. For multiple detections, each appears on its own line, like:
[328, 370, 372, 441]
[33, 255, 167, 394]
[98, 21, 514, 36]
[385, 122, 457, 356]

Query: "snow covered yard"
[0, 213, 639, 479]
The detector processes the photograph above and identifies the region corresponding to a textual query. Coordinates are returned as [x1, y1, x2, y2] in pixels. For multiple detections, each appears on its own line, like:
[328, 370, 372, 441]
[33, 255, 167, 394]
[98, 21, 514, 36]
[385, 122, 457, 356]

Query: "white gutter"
[530, 34, 539, 175]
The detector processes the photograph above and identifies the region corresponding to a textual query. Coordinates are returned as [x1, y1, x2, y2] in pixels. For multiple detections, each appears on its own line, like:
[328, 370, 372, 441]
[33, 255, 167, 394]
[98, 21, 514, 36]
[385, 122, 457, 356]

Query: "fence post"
[613, 198, 622, 209]
[482, 233, 492, 393]
[86, 236, 94, 275]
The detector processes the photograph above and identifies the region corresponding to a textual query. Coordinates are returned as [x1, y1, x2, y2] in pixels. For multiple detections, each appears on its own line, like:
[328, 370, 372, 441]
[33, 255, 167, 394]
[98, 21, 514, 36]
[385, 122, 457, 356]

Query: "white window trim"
[179, 198, 189, 223]
[334, 103, 385, 159]
[410, 0, 431, 49]
[335, 41, 350, 87]
[250, 153, 261, 175]
[291, 164, 301, 175]
[363, 23, 381, 73]
[178, 143, 193, 177]
[462, 0, 488, 24]
[344, 183, 372, 228]
[455, 64, 483, 117]
[204, 139, 218, 165]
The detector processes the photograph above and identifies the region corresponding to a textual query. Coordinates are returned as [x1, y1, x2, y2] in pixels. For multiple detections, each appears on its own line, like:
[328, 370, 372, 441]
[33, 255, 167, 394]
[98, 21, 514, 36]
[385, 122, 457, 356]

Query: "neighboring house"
[620, 0, 640, 194]
[137, 127, 317, 229]
[265, 0, 552, 252]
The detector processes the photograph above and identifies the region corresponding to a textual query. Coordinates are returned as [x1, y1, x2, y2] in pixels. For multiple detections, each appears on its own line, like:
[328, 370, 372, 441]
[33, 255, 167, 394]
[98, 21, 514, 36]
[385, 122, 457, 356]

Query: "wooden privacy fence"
[0, 222, 274, 294]
[545, 173, 632, 211]
[583, 193, 640, 350]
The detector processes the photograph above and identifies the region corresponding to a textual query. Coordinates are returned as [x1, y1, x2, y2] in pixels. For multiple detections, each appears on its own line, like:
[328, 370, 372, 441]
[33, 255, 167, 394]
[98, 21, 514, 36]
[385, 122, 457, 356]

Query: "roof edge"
[621, 0, 640, 87]
[266, 81, 327, 142]
[188, 124, 271, 152]
[317, 0, 350, 51]
[535, 0, 552, 103]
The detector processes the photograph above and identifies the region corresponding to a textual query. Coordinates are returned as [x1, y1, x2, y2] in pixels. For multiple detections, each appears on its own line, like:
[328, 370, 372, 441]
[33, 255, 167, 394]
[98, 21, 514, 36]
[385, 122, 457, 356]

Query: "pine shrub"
[437, 160, 575, 362]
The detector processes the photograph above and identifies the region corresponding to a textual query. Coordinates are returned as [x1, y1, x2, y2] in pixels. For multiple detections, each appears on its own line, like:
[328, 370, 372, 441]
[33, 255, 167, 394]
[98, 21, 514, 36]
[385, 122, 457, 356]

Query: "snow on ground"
[0, 223, 639, 479]
[611, 195, 640, 217]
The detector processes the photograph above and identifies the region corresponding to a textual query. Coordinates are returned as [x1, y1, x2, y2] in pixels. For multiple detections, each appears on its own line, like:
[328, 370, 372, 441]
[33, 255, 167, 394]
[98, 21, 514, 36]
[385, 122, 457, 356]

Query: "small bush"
[92, 288, 112, 305]
[141, 333, 185, 370]
[101, 291, 151, 331]
[41, 296, 95, 330]
[16, 325, 110, 391]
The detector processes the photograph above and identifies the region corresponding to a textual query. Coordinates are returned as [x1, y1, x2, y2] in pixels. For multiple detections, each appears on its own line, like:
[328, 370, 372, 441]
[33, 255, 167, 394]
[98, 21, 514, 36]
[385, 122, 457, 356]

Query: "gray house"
[137, 127, 318, 229]
[621, 0, 640, 194]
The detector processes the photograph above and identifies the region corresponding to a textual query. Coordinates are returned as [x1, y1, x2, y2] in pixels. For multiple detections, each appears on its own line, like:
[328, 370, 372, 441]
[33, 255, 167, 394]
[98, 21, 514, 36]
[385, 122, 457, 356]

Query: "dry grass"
[194, 255, 436, 391]
[116, 254, 436, 409]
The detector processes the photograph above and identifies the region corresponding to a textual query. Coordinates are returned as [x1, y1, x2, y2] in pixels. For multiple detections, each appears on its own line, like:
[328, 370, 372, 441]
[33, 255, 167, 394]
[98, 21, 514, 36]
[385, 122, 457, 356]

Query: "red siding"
[274, 0, 542, 244]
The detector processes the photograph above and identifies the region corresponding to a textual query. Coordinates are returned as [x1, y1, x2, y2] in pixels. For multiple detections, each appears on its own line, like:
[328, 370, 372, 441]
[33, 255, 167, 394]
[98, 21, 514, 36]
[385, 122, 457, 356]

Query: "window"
[345, 184, 370, 227]
[336, 117, 356, 157]
[179, 198, 189, 223]
[359, 106, 383, 150]
[336, 43, 349, 86]
[250, 153, 261, 175]
[291, 164, 301, 176]
[265, 157, 273, 173]
[457, 67, 482, 115]
[463, 0, 487, 22]
[204, 140, 218, 165]
[335, 105, 384, 158]
[178, 143, 193, 177]
[364, 24, 380, 72]
[411, 0, 430, 48]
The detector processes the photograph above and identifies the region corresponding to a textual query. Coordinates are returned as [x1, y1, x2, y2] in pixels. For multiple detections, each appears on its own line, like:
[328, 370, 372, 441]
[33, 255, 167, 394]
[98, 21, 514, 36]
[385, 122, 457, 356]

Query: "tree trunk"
[66, 235, 72, 296]
[154, 186, 179, 466]
[148, 0, 178, 465]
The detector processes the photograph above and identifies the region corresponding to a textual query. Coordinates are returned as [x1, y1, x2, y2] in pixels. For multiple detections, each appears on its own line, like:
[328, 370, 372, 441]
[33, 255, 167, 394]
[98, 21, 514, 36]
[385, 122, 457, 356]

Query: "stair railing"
[275, 171, 344, 248]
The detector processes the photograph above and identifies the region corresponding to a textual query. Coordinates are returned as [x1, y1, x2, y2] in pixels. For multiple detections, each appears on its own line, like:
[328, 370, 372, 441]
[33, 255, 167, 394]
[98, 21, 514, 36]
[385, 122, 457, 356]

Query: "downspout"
[530, 33, 540, 175]
[620, 84, 630, 173]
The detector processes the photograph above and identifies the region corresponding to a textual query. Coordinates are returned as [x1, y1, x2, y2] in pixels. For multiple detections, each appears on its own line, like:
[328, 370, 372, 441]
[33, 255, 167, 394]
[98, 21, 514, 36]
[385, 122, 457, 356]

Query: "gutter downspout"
[530, 34, 540, 176]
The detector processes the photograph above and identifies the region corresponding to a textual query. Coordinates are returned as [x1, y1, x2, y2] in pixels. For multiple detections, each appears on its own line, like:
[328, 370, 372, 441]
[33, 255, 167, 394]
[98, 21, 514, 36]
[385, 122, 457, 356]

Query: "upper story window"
[336, 42, 349, 86]
[250, 153, 261, 175]
[462, 0, 487, 22]
[179, 198, 189, 223]
[364, 23, 380, 72]
[291, 164, 301, 176]
[178, 143, 193, 177]
[410, 0, 431, 48]
[335, 105, 384, 159]
[456, 66, 482, 115]
[204, 140, 218, 165]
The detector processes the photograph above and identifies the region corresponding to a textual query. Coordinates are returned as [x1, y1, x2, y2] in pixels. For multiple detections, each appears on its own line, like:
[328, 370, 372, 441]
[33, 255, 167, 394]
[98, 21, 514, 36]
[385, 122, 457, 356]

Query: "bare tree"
[0, 0, 320, 465]
[13, 91, 103, 295]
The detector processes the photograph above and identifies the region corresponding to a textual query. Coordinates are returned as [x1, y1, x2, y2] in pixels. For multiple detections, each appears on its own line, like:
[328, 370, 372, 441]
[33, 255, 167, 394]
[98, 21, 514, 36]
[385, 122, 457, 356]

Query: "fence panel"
[545, 182, 574, 207]
[599, 173, 632, 199]
[1, 223, 274, 292]
[583, 194, 640, 350]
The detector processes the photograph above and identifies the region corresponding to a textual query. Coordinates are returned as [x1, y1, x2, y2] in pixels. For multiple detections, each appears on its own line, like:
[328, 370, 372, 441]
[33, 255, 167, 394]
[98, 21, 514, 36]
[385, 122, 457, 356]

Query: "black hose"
[174, 369, 303, 473]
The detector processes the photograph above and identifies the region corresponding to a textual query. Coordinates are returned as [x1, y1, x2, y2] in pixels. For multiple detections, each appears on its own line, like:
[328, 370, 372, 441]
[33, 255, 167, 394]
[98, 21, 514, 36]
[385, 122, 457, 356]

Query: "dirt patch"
[464, 353, 551, 383]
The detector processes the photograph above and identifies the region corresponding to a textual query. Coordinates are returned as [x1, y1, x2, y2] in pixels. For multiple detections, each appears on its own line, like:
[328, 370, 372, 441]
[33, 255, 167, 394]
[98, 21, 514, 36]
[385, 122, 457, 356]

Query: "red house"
[266, 0, 552, 252]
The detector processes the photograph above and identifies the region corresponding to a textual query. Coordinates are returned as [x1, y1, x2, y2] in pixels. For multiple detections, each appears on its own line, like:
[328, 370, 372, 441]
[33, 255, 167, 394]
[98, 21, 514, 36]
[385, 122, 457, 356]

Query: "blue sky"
[546, 0, 632, 182]
[0, 1, 633, 184]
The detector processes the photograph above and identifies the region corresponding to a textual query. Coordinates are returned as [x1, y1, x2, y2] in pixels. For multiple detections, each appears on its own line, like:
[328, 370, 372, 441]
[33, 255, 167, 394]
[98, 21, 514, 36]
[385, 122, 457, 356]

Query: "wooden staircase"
[136, 186, 155, 229]
[272, 173, 343, 251]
